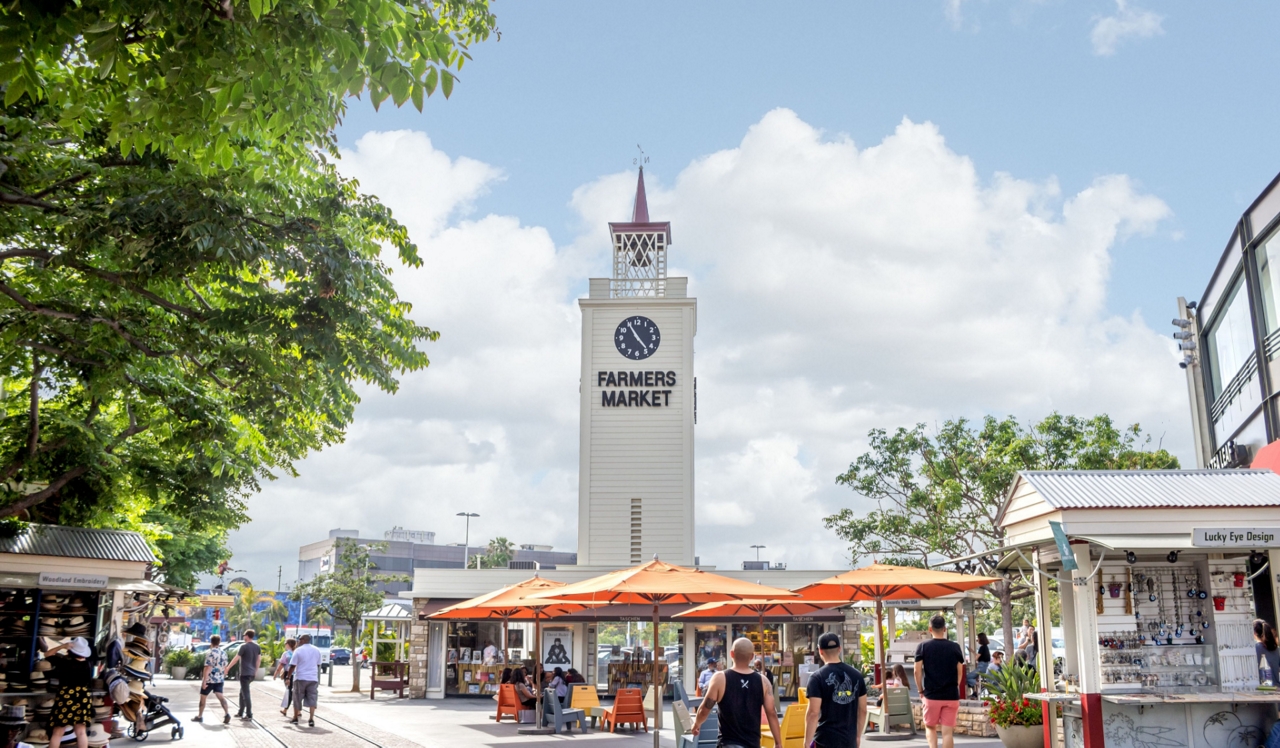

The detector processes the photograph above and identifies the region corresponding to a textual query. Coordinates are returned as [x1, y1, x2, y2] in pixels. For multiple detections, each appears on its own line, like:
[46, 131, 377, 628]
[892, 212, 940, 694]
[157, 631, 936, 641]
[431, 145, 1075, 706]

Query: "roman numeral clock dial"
[615, 316, 660, 360]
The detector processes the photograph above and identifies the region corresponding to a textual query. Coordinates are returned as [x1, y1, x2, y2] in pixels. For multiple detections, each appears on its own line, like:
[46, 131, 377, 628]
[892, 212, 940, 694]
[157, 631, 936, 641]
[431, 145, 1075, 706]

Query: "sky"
[216, 0, 1280, 590]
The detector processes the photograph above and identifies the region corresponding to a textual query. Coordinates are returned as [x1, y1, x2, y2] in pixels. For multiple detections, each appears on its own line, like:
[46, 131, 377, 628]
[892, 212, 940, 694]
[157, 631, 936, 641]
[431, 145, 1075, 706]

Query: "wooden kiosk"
[993, 470, 1280, 748]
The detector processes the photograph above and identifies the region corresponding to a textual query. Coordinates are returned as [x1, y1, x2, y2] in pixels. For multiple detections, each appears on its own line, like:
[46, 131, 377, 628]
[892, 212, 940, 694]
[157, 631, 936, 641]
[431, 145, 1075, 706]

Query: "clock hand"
[629, 325, 647, 348]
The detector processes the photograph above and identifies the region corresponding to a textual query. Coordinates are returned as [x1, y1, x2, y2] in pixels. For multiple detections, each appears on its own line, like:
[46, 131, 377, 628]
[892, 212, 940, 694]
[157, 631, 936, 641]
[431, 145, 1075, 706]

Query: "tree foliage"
[477, 536, 514, 569]
[0, 0, 496, 583]
[292, 538, 402, 691]
[825, 413, 1178, 652]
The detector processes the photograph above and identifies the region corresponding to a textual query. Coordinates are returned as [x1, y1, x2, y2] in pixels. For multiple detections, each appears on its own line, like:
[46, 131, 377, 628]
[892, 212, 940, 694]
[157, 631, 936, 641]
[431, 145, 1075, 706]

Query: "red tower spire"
[632, 166, 650, 223]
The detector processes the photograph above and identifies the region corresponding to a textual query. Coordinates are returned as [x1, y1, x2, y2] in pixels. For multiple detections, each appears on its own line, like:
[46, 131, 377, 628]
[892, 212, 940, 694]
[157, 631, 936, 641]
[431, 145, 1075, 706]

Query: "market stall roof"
[0, 572, 164, 592]
[0, 523, 156, 563]
[998, 469, 1280, 523]
[363, 603, 412, 621]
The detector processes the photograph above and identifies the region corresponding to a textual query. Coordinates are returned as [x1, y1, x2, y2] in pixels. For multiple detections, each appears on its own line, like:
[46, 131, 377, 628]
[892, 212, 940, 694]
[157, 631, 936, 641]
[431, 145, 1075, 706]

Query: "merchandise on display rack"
[989, 470, 1280, 748]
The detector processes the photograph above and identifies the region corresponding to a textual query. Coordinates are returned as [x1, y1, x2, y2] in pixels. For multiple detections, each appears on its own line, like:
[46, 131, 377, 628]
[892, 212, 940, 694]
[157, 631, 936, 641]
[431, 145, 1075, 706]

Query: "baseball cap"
[818, 633, 841, 651]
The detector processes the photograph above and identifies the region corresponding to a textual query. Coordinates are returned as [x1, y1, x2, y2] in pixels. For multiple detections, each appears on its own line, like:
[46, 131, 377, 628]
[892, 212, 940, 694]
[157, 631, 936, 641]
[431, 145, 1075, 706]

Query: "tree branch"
[0, 465, 90, 518]
[26, 353, 41, 461]
[16, 340, 101, 368]
[0, 191, 61, 212]
[0, 280, 176, 356]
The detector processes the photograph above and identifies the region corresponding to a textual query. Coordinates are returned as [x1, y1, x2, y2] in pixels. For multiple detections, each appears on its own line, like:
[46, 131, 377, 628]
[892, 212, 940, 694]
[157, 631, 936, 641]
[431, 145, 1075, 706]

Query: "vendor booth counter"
[992, 470, 1280, 748]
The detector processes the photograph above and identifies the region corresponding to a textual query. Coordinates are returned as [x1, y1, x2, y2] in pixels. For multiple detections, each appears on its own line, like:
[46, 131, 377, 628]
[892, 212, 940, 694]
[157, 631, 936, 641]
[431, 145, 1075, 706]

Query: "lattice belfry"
[611, 230, 667, 297]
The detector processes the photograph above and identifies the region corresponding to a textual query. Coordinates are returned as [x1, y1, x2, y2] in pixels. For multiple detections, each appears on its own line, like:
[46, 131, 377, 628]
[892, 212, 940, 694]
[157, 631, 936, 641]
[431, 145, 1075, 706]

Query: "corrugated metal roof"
[0, 524, 155, 563]
[1019, 470, 1280, 509]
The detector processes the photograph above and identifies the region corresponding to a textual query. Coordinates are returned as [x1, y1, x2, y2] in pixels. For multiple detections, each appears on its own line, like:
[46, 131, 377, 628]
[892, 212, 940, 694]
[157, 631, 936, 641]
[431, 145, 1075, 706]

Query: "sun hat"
[127, 679, 145, 696]
[68, 638, 91, 658]
[33, 659, 51, 673]
[25, 726, 49, 744]
[124, 622, 147, 638]
[85, 724, 109, 747]
[0, 705, 25, 726]
[118, 700, 138, 723]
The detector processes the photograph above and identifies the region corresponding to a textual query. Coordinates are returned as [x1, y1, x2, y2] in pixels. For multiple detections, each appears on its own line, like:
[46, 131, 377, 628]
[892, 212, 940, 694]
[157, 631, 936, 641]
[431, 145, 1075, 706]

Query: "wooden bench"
[369, 661, 408, 700]
[865, 685, 916, 736]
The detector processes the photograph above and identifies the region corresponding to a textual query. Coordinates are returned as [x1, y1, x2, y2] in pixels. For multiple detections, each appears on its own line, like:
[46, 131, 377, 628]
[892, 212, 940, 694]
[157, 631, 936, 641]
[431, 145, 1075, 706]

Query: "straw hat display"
[0, 704, 25, 726]
[123, 654, 150, 680]
[124, 622, 147, 639]
[25, 726, 49, 745]
[85, 724, 108, 747]
[64, 599, 87, 615]
[32, 659, 51, 673]
[117, 698, 138, 723]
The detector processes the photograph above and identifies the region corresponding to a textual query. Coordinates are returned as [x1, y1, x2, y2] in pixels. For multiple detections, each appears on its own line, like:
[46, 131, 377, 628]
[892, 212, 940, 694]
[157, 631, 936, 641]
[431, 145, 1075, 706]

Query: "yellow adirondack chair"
[570, 684, 604, 728]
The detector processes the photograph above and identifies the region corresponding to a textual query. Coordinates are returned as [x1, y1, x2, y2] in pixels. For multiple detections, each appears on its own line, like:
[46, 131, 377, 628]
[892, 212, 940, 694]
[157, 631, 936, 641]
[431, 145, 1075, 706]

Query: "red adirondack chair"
[495, 683, 521, 723]
[601, 687, 647, 733]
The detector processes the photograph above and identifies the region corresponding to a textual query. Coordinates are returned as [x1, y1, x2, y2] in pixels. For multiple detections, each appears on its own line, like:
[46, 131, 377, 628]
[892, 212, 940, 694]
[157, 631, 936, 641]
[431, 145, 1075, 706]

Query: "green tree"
[825, 413, 1177, 656]
[292, 538, 401, 691]
[0, 0, 497, 580]
[477, 537, 514, 569]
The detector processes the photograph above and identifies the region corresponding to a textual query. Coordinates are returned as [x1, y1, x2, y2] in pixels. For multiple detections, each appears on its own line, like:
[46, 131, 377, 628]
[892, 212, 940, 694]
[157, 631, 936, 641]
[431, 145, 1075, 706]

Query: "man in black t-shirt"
[804, 633, 867, 748]
[913, 615, 966, 748]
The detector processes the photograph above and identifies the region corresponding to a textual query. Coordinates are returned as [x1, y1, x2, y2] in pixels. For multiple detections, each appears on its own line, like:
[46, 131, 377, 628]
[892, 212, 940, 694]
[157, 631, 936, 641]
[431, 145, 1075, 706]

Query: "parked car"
[331, 647, 352, 666]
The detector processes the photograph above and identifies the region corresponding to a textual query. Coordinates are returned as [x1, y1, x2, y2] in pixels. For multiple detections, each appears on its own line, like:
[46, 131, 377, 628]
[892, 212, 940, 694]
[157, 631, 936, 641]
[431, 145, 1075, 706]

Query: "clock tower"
[577, 169, 696, 566]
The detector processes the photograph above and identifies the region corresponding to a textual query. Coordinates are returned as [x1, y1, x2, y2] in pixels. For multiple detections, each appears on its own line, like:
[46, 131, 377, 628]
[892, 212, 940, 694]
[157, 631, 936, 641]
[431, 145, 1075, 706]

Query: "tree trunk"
[349, 618, 362, 692]
[999, 579, 1015, 662]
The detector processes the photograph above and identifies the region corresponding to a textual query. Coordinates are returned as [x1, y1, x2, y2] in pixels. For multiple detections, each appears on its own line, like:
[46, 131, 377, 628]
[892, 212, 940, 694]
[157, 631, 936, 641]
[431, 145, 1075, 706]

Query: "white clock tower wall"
[576, 169, 696, 567]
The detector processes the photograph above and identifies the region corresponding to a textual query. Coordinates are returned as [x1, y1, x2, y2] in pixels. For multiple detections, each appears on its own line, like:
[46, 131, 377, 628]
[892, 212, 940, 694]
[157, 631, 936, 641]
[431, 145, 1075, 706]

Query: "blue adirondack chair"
[680, 711, 718, 748]
[541, 688, 587, 734]
[674, 680, 703, 711]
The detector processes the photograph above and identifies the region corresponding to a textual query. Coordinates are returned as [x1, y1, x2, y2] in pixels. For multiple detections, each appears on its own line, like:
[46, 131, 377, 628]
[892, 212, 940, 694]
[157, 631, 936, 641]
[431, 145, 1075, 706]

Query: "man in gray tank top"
[692, 638, 781, 748]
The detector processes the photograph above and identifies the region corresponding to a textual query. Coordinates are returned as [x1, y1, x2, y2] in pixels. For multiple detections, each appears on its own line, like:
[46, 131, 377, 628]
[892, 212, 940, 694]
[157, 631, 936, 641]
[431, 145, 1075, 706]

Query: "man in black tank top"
[692, 637, 781, 748]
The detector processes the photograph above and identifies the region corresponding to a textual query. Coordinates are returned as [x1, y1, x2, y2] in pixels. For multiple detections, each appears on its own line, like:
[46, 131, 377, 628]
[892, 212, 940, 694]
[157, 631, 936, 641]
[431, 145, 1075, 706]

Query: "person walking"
[802, 633, 867, 748]
[227, 629, 261, 720]
[194, 635, 231, 724]
[274, 639, 296, 717]
[46, 637, 94, 748]
[287, 634, 322, 727]
[913, 615, 965, 748]
[691, 638, 781, 748]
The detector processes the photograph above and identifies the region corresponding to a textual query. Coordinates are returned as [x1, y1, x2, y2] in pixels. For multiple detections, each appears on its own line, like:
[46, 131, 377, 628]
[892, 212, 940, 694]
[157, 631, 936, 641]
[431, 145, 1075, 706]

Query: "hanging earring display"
[1147, 576, 1157, 602]
[1097, 580, 1105, 615]
[1125, 568, 1134, 615]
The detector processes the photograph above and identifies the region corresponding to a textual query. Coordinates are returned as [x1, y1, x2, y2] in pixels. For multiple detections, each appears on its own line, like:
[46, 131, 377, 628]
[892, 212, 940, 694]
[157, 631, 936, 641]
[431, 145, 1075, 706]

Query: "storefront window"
[1206, 278, 1256, 398]
[694, 625, 727, 673]
[445, 621, 504, 695]
[1256, 232, 1280, 336]
[732, 623, 782, 662]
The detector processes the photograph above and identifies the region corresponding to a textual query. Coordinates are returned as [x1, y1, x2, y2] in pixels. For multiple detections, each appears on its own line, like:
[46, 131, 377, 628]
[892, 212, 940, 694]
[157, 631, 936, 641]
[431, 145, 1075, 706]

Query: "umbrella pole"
[653, 602, 661, 748]
[875, 598, 884, 686]
[503, 617, 509, 665]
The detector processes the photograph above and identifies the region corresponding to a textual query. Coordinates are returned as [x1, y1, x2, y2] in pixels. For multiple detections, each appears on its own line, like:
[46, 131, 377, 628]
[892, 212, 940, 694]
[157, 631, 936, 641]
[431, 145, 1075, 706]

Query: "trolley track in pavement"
[229, 695, 384, 748]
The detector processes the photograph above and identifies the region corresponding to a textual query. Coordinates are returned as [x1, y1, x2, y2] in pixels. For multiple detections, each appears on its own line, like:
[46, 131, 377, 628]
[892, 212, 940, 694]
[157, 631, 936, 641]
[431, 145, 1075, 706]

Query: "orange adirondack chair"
[495, 683, 521, 723]
[601, 687, 647, 732]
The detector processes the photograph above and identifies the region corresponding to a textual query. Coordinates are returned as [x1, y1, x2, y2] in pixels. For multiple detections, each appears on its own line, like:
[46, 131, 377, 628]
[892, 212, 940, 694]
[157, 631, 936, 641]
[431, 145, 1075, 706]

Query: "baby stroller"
[125, 689, 184, 741]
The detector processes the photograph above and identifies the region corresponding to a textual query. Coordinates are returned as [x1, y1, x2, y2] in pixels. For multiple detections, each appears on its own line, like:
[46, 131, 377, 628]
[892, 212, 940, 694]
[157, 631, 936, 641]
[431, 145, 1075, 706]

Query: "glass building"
[1181, 170, 1280, 468]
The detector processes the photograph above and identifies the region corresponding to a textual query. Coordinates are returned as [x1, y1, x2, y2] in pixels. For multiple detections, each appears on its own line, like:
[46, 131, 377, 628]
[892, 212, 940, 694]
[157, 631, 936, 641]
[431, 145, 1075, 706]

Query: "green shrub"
[164, 649, 194, 669]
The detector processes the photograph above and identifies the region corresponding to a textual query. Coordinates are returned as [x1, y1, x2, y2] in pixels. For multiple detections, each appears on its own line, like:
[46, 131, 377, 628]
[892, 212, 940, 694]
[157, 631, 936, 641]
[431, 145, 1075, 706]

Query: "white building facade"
[577, 169, 697, 566]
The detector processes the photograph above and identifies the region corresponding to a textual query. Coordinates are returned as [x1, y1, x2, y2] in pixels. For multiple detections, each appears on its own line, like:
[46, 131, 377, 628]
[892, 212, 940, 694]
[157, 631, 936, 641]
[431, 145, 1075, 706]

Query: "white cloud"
[1091, 0, 1164, 56]
[222, 109, 1188, 588]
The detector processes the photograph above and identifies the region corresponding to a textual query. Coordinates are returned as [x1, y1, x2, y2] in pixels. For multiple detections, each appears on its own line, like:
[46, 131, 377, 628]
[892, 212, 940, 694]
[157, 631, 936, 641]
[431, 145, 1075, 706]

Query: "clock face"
[615, 316, 661, 360]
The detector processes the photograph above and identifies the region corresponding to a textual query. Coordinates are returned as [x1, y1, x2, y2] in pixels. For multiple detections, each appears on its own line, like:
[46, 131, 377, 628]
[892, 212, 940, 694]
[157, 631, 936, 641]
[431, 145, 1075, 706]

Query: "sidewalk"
[146, 669, 1005, 748]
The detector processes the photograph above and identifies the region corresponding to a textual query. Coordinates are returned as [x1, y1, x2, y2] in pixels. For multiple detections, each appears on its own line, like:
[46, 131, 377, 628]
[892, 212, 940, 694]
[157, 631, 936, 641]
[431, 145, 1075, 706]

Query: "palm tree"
[479, 537, 516, 569]
[228, 585, 286, 635]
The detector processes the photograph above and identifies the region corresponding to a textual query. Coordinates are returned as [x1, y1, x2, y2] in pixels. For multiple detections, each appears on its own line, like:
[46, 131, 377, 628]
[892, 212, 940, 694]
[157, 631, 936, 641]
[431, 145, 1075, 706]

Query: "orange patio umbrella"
[431, 576, 598, 733]
[792, 563, 1000, 684]
[673, 598, 849, 648]
[530, 558, 798, 748]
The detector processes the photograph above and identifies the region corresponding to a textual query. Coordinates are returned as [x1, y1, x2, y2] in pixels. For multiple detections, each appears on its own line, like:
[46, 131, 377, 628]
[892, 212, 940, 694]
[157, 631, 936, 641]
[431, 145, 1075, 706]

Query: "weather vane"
[633, 144, 649, 168]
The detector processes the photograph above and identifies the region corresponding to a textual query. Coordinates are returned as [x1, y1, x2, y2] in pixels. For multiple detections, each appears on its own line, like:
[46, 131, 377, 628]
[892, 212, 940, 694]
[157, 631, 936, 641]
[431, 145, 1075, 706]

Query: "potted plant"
[984, 663, 1044, 748]
[256, 655, 272, 681]
[164, 649, 194, 680]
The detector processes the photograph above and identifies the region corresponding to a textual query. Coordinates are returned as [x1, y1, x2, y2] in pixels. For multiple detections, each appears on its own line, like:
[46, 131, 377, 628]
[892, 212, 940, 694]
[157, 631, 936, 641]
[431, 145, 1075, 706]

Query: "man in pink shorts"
[913, 614, 966, 748]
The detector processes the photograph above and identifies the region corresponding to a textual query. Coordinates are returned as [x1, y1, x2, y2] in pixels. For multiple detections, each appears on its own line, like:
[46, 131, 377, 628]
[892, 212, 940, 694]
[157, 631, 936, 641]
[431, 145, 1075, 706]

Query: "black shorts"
[200, 682, 224, 696]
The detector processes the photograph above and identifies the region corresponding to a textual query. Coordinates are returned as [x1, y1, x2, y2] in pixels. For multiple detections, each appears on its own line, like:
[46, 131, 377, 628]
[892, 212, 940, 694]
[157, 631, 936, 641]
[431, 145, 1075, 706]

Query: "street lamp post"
[751, 545, 766, 562]
[457, 512, 480, 569]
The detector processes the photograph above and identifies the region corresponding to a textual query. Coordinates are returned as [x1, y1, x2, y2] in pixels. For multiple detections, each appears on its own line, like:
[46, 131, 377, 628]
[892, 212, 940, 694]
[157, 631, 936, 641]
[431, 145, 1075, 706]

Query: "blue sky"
[338, 0, 1280, 324]
[230, 1, 1280, 583]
